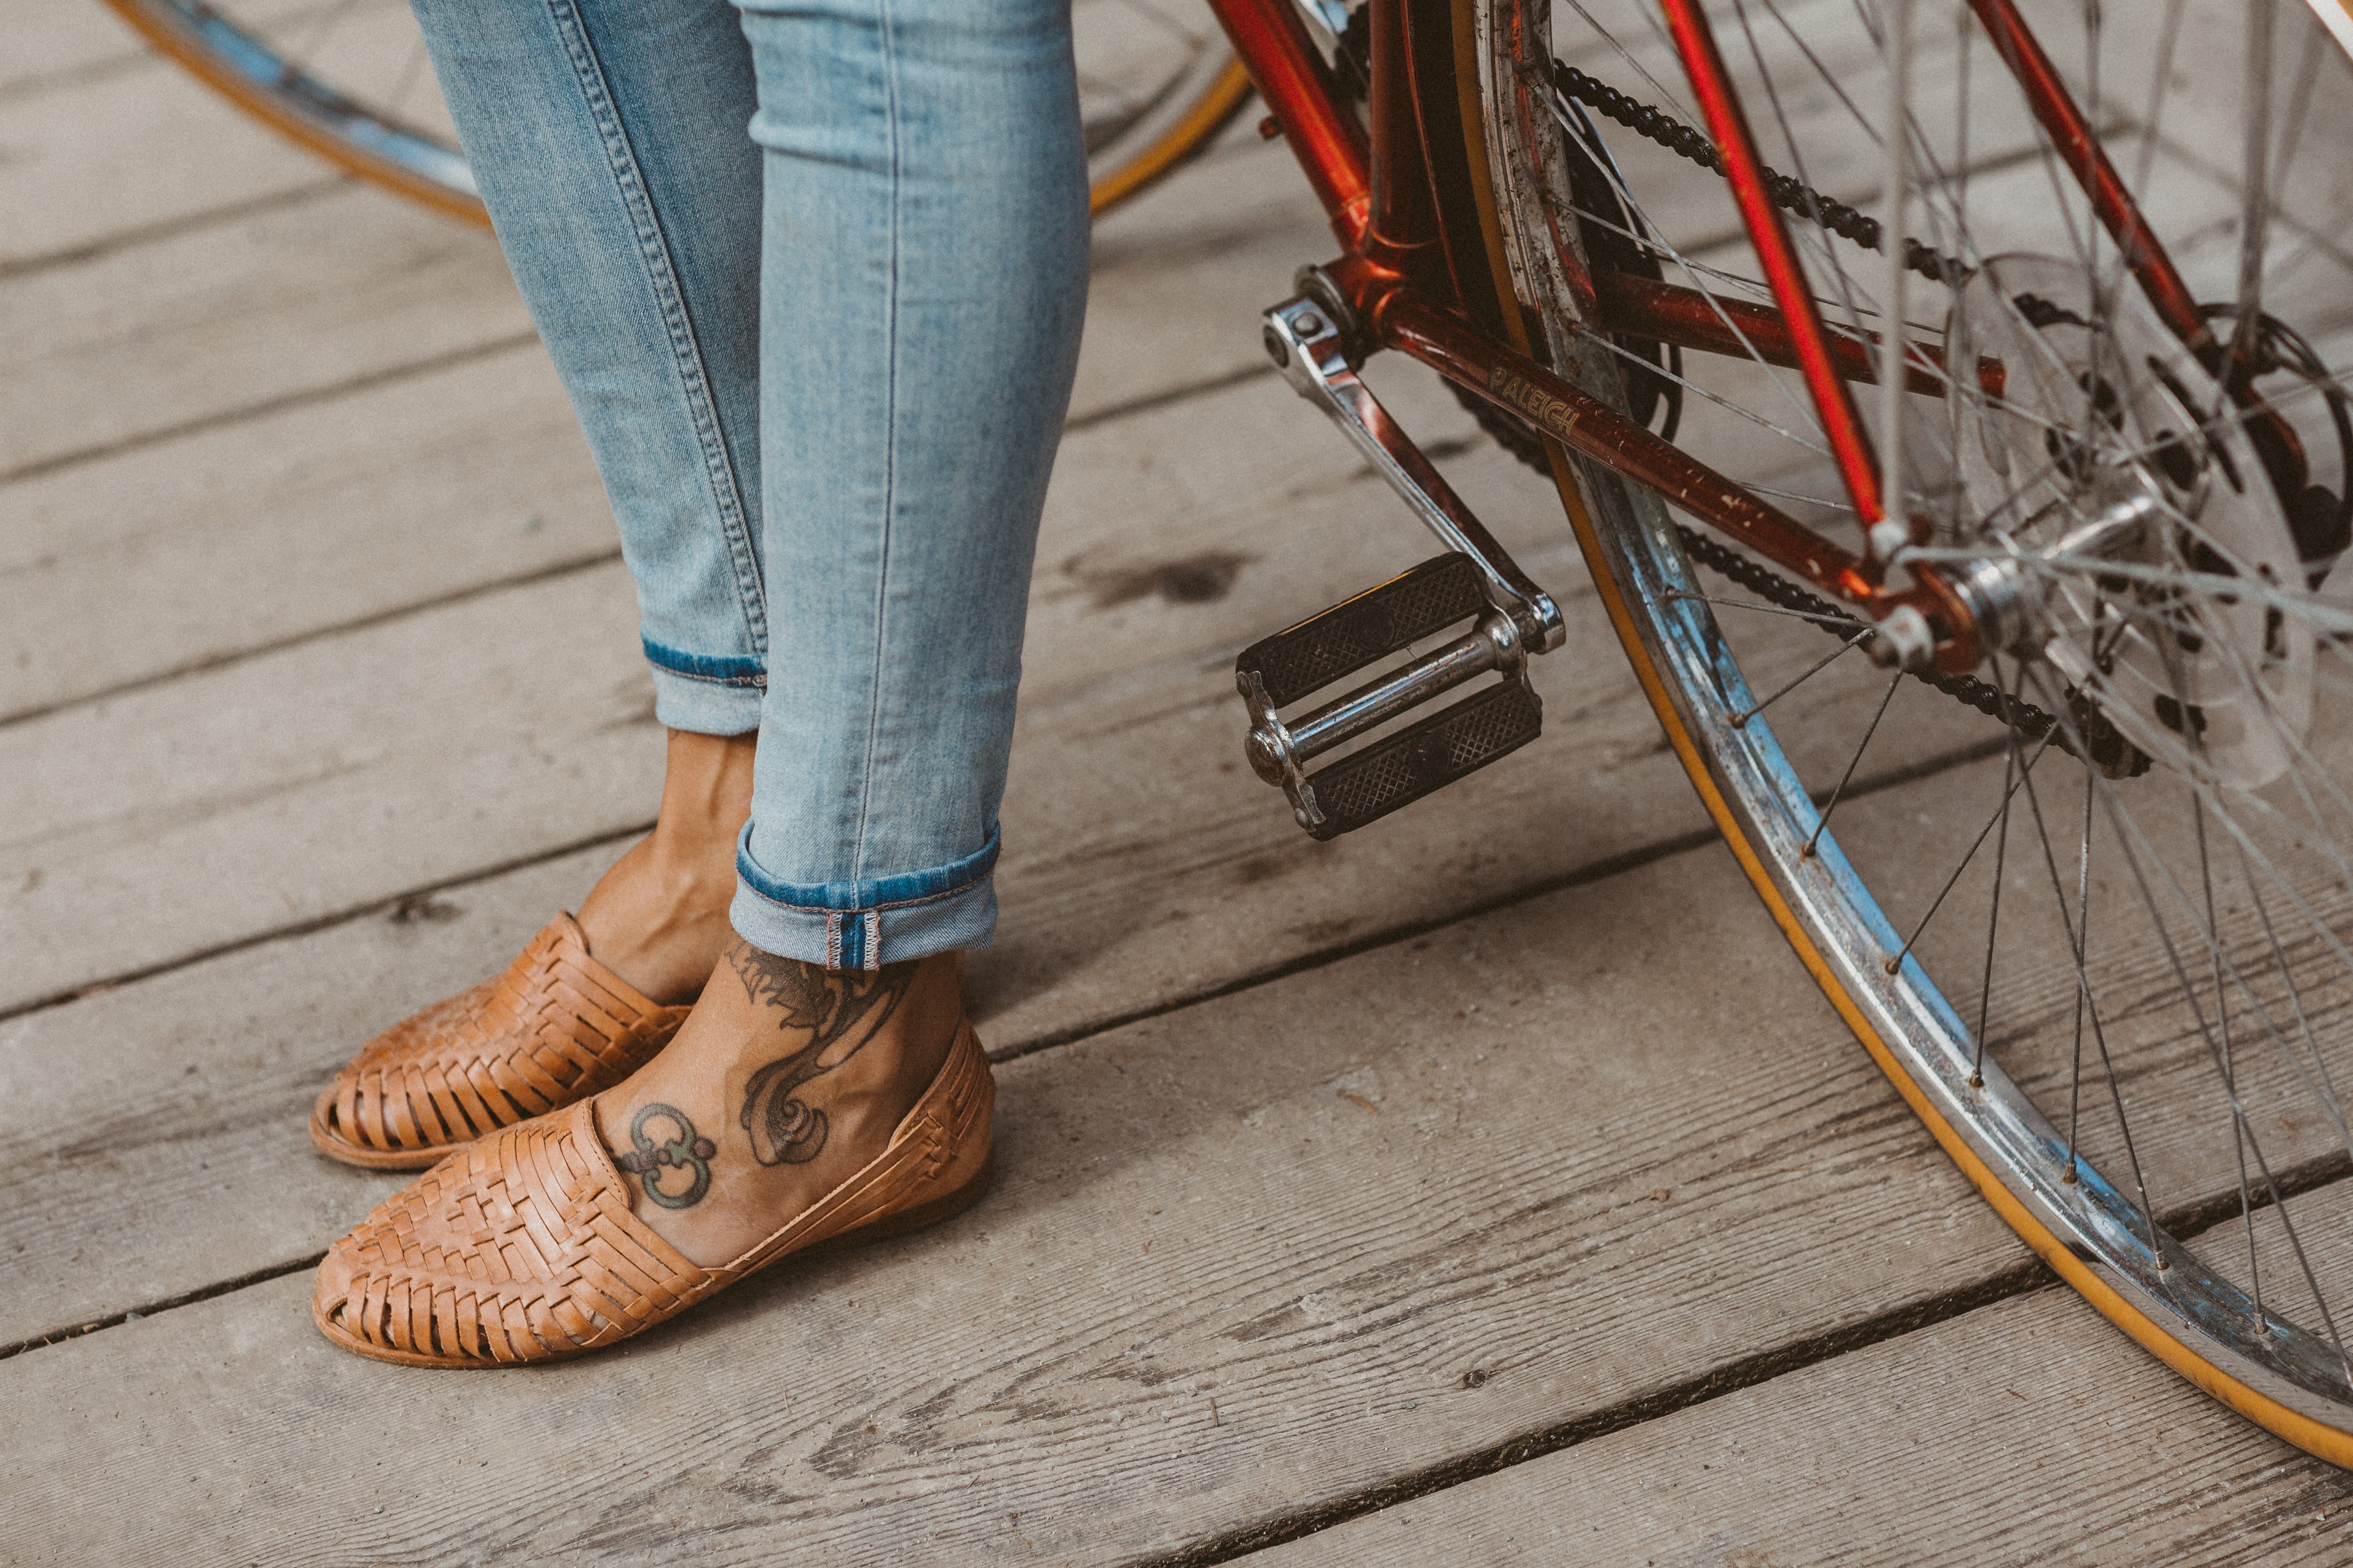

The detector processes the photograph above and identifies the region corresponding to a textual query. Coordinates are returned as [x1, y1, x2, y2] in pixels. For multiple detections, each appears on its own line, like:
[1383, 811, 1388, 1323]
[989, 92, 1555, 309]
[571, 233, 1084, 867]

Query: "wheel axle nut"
[1867, 605, 1935, 670]
[1867, 519, 1912, 563]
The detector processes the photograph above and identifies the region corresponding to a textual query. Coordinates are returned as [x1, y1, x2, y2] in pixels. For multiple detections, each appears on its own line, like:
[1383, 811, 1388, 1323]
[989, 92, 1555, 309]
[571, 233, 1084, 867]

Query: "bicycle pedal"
[1241, 551, 1490, 708]
[1237, 553, 1543, 839]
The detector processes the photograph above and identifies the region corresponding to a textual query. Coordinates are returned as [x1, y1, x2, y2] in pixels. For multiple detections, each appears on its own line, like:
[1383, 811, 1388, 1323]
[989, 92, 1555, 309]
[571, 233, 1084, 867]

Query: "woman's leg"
[407, 0, 772, 1003]
[729, 0, 1090, 970]
[315, 0, 1084, 1349]
[588, 0, 1088, 1265]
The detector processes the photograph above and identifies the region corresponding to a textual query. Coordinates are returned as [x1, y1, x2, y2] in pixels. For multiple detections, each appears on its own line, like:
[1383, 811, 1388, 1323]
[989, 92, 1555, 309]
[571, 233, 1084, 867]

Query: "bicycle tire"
[100, 0, 1256, 227]
[1463, 0, 2353, 1462]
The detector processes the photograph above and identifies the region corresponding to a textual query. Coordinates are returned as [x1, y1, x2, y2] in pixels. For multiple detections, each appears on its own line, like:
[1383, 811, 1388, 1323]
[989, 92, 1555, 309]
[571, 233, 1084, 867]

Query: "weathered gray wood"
[1, 335, 1989, 1026]
[0, 837, 2037, 1566]
[0, 560, 663, 1014]
[0, 363, 1689, 1336]
[1, 183, 527, 480]
[0, 36, 330, 271]
[1075, 135, 1333, 421]
[0, 340, 611, 720]
[6, 0, 151, 101]
[1255, 1245, 2353, 1566]
[0, 119, 1330, 721]
[0, 845, 619, 1340]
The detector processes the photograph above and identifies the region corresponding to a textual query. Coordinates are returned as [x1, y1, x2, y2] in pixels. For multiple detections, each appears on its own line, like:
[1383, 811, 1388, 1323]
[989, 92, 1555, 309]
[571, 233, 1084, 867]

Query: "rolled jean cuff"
[730, 823, 1002, 971]
[644, 637, 765, 736]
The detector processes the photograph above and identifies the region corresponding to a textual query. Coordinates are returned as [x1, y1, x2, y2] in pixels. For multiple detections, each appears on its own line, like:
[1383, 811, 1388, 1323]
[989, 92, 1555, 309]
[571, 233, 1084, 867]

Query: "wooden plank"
[1072, 135, 1332, 422]
[5, 0, 152, 101]
[1254, 1227, 2353, 1566]
[0, 368, 1686, 1334]
[0, 361, 1527, 1010]
[0, 845, 621, 1342]
[0, 123, 1332, 715]
[0, 833, 2036, 1565]
[0, 340, 609, 721]
[1, 183, 527, 480]
[0, 557, 663, 1013]
[0, 34, 330, 271]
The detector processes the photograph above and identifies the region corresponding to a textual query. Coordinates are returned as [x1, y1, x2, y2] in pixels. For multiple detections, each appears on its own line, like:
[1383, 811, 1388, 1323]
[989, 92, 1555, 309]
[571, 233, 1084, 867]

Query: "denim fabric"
[410, 0, 1088, 966]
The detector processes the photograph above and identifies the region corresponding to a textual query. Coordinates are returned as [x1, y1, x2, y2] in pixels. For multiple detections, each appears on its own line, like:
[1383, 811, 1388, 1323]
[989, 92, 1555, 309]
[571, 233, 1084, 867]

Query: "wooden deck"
[7, 4, 2353, 1562]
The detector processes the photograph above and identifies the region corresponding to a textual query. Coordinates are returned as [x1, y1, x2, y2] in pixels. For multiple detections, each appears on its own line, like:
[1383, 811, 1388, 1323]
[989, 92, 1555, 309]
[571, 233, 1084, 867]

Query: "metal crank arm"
[1237, 296, 1564, 840]
[1260, 296, 1566, 652]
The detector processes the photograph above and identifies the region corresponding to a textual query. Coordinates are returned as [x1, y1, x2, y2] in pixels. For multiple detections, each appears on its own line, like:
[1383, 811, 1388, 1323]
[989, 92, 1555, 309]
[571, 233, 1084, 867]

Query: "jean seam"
[735, 873, 987, 917]
[657, 666, 766, 689]
[643, 635, 767, 687]
[847, 0, 904, 888]
[541, 0, 770, 663]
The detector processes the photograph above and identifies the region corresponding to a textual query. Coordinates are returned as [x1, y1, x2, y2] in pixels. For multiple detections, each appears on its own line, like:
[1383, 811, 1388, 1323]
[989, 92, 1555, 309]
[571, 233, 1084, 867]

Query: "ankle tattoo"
[616, 1103, 716, 1209]
[728, 944, 918, 1167]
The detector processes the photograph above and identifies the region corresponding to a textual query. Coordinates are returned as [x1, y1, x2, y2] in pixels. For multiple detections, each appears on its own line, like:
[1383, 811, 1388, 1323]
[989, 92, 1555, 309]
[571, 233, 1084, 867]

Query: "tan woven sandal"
[312, 1019, 994, 1366]
[310, 913, 693, 1171]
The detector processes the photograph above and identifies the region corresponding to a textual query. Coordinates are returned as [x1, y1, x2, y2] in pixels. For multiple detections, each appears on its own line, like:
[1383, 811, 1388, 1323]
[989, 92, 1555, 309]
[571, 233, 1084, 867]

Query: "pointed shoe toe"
[310, 913, 691, 1172]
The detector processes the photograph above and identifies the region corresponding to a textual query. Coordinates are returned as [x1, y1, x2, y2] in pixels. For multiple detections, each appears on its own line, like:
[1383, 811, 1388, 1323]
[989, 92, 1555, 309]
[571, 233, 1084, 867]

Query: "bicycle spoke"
[1730, 628, 1873, 727]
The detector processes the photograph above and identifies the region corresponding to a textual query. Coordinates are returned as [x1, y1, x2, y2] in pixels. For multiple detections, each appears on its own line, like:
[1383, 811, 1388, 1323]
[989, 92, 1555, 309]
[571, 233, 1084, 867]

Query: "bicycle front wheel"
[101, 0, 1255, 226]
[1470, 0, 2353, 1459]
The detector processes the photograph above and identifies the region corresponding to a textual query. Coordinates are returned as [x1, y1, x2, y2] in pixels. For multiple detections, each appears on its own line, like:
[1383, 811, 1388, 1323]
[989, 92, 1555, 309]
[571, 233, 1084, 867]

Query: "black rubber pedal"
[1237, 552, 1488, 708]
[1302, 676, 1542, 840]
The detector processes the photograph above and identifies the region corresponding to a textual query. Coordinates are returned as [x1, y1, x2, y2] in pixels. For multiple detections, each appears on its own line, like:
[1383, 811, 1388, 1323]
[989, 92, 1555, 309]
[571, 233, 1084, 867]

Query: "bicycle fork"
[1236, 275, 1565, 839]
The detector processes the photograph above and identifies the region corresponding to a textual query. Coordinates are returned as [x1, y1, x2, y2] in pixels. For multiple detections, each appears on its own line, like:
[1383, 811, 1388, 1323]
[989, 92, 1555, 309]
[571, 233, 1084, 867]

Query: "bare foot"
[574, 728, 756, 1004]
[591, 940, 965, 1268]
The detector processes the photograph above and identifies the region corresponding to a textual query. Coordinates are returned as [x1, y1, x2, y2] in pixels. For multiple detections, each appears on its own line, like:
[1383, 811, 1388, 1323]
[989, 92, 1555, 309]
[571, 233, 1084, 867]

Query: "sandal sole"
[308, 1107, 479, 1172]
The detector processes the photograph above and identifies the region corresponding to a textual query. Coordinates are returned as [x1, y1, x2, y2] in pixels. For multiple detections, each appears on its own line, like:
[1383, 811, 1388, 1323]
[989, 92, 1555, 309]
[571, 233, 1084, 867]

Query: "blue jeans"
[408, 0, 1089, 969]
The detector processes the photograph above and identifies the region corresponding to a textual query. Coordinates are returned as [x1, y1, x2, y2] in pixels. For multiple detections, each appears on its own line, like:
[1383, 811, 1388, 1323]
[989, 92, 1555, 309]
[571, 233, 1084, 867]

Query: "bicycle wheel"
[99, 0, 1255, 225]
[1467, 0, 2353, 1458]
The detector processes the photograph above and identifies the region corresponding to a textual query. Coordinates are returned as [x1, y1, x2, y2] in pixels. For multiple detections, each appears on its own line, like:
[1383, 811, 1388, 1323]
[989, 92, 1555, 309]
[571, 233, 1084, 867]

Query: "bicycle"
[1211, 0, 2353, 1465]
[119, 0, 2353, 1467]
[96, 0, 1259, 220]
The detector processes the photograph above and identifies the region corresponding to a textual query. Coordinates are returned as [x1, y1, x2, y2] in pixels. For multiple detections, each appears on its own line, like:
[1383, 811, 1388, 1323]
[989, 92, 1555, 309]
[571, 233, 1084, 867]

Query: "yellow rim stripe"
[97, 0, 493, 229]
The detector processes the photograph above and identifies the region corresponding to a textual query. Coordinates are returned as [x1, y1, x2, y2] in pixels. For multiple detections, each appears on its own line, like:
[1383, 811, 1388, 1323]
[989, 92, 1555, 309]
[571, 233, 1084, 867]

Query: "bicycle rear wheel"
[1468, 0, 2353, 1459]
[100, 0, 1254, 224]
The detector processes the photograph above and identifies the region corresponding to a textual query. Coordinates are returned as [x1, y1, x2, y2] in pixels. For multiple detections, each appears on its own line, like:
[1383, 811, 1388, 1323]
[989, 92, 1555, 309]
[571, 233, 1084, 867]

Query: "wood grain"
[0, 340, 610, 720]
[0, 36, 329, 272]
[1, 184, 526, 479]
[1257, 1203, 2353, 1567]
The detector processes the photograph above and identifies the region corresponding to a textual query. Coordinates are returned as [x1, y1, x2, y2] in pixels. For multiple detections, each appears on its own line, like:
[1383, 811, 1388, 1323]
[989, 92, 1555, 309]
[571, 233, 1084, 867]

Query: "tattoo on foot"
[729, 945, 917, 1167]
[614, 1103, 716, 1209]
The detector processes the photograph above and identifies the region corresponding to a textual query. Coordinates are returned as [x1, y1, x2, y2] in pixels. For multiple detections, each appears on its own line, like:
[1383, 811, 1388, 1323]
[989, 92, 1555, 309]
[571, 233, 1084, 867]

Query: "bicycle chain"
[1548, 60, 1967, 287]
[1451, 336, 2087, 752]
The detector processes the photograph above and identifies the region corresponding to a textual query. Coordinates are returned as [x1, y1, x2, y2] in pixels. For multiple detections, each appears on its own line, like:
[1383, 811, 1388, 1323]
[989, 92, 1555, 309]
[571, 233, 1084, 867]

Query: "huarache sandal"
[311, 1019, 994, 1365]
[310, 913, 693, 1170]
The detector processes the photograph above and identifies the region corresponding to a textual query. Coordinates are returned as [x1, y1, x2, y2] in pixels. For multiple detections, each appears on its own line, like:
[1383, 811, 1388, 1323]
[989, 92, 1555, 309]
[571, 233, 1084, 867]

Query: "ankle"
[573, 729, 756, 1002]
[650, 728, 756, 857]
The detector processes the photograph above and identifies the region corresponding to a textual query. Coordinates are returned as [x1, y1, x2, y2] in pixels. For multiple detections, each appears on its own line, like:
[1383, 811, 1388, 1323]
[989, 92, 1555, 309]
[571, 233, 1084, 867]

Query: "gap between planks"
[0, 356, 1279, 732]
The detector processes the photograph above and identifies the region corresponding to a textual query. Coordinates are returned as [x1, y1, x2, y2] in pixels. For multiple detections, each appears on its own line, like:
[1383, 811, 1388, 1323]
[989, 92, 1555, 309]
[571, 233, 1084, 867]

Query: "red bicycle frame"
[1202, 0, 2240, 673]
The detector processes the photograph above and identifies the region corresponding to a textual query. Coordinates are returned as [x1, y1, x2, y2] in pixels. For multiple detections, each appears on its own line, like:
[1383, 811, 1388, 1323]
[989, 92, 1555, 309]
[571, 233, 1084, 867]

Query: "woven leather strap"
[321, 1101, 709, 1363]
[316, 1024, 995, 1365]
[315, 913, 690, 1162]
